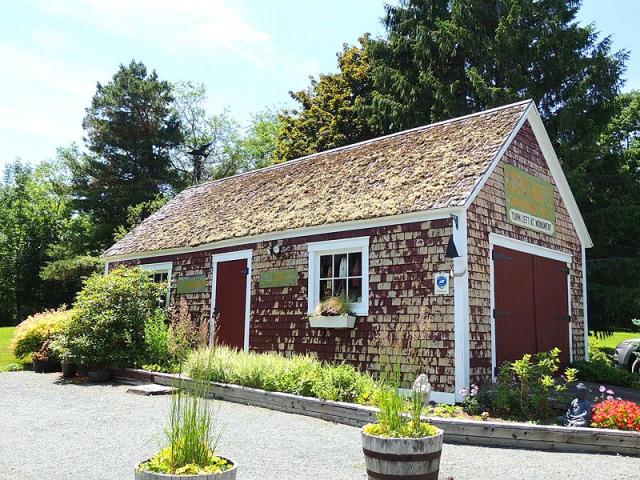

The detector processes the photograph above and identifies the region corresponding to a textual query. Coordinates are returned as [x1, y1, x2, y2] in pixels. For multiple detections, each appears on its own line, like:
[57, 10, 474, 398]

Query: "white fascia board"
[525, 107, 593, 248]
[103, 206, 463, 263]
[582, 244, 589, 361]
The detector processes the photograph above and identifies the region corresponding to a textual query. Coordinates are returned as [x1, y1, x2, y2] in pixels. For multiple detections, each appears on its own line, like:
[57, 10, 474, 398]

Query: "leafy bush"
[572, 360, 640, 389]
[312, 363, 376, 403]
[63, 267, 165, 367]
[591, 399, 640, 431]
[11, 308, 71, 359]
[484, 348, 577, 421]
[142, 309, 172, 368]
[185, 346, 376, 404]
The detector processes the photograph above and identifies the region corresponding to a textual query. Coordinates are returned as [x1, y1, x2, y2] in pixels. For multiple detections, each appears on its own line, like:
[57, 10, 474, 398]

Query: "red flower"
[591, 400, 640, 432]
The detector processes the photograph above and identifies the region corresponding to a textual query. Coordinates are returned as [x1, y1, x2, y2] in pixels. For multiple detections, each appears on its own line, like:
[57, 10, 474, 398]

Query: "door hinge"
[554, 266, 570, 275]
[242, 268, 250, 275]
[493, 309, 513, 318]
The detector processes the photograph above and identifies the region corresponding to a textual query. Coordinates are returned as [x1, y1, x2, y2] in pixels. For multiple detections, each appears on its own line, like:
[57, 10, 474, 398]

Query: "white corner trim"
[103, 207, 461, 263]
[489, 233, 572, 263]
[453, 211, 470, 403]
[210, 249, 253, 351]
[465, 101, 533, 207]
[104, 261, 109, 274]
[307, 236, 370, 316]
[582, 245, 589, 361]
[525, 107, 593, 248]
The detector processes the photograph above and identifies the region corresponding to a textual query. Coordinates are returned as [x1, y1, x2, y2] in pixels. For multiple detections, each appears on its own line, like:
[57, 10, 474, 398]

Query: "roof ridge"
[185, 99, 533, 192]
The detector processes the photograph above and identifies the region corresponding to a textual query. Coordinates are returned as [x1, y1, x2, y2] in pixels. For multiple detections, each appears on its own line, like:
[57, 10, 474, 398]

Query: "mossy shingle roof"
[105, 100, 531, 258]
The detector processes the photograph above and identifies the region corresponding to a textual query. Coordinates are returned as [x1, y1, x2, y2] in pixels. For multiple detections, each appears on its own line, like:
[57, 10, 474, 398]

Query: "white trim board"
[104, 207, 463, 263]
[489, 233, 572, 263]
[453, 211, 470, 403]
[582, 245, 589, 361]
[210, 250, 253, 352]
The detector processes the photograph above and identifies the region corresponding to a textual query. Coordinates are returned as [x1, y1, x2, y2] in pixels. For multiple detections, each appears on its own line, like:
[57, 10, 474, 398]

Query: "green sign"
[176, 275, 208, 294]
[503, 164, 556, 235]
[259, 269, 298, 288]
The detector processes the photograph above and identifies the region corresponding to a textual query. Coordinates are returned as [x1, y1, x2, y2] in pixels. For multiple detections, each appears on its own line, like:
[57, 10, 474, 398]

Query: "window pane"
[348, 278, 362, 303]
[334, 278, 346, 298]
[320, 255, 333, 278]
[334, 254, 348, 278]
[348, 252, 362, 277]
[320, 280, 333, 300]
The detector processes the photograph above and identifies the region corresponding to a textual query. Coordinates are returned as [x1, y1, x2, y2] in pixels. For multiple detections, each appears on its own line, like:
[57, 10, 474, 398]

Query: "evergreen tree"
[274, 38, 378, 161]
[70, 60, 183, 245]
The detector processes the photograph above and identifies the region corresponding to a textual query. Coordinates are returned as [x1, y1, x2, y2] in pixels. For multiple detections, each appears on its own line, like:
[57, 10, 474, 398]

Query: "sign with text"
[259, 269, 298, 288]
[176, 275, 208, 294]
[504, 164, 555, 236]
[434, 272, 450, 295]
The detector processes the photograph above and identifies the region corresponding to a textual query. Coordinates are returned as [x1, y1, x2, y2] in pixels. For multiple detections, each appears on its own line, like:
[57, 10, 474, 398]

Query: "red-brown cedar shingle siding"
[467, 121, 584, 384]
[113, 219, 456, 392]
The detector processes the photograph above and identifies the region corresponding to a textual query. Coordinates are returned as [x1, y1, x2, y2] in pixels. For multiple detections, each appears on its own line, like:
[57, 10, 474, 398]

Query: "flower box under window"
[308, 315, 356, 329]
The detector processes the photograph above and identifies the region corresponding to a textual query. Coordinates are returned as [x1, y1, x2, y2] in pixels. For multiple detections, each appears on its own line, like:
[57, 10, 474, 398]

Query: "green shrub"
[484, 348, 577, 421]
[11, 308, 71, 359]
[64, 267, 165, 367]
[185, 346, 376, 404]
[312, 363, 376, 404]
[572, 360, 640, 389]
[142, 309, 172, 368]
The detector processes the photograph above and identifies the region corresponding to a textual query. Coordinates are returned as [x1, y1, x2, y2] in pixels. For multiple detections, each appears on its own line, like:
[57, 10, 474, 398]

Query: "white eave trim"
[103, 206, 463, 263]
[464, 101, 593, 249]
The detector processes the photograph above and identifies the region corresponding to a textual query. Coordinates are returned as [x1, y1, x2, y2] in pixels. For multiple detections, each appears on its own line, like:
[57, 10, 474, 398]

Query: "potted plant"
[51, 336, 77, 378]
[135, 381, 237, 479]
[309, 296, 356, 328]
[32, 339, 60, 373]
[361, 374, 443, 480]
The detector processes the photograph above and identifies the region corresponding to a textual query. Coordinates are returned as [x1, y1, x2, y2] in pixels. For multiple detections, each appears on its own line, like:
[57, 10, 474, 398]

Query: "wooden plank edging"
[111, 368, 640, 456]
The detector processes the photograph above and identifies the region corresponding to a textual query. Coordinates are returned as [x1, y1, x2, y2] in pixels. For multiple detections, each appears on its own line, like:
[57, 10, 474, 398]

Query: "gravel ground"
[1, 372, 639, 480]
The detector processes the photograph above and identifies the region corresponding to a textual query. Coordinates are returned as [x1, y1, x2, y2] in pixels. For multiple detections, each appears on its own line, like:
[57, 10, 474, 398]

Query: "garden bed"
[109, 367, 640, 456]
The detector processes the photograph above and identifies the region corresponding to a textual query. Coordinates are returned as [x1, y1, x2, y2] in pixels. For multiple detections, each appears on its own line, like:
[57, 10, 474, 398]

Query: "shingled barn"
[104, 100, 591, 403]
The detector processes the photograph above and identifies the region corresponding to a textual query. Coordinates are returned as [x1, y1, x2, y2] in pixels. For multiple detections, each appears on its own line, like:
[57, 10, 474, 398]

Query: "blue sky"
[0, 0, 638, 172]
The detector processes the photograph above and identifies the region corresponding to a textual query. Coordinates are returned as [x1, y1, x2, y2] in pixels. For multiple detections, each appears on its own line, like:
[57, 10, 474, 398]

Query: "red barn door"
[493, 245, 570, 371]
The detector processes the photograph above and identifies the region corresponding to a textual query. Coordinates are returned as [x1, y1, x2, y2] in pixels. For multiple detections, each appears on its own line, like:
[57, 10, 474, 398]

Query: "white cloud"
[39, 0, 275, 66]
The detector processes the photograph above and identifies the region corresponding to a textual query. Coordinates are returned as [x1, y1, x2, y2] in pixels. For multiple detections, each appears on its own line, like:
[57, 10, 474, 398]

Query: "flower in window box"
[313, 296, 353, 317]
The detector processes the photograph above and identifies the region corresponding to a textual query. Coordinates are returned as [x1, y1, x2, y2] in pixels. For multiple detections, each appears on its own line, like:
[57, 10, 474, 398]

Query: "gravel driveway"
[1, 372, 638, 480]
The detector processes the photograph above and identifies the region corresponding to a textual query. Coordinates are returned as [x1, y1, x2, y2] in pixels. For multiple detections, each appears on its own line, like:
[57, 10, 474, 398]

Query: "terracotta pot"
[361, 428, 444, 480]
[134, 456, 238, 480]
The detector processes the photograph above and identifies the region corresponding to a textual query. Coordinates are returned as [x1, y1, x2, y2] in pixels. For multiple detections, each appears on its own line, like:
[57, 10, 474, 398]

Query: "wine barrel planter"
[87, 367, 112, 382]
[361, 429, 444, 480]
[61, 361, 77, 378]
[134, 457, 238, 480]
[32, 359, 60, 373]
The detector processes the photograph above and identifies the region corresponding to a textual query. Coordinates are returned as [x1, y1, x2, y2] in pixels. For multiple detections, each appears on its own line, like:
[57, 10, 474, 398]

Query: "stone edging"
[110, 368, 640, 456]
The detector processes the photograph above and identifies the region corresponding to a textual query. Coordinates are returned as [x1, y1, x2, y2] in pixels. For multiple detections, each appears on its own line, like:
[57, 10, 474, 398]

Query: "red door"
[533, 256, 570, 366]
[213, 259, 248, 350]
[493, 246, 537, 367]
[493, 245, 570, 370]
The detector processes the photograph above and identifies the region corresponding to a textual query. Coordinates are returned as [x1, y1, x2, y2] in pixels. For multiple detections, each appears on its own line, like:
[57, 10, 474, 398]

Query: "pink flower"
[599, 385, 606, 393]
[606, 389, 615, 396]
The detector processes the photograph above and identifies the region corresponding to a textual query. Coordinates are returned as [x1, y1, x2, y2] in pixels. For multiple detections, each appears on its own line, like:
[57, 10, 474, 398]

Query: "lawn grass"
[0, 326, 18, 371]
[590, 331, 639, 355]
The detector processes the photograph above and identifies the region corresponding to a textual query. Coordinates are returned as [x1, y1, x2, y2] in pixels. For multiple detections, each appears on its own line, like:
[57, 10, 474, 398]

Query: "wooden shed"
[104, 100, 591, 403]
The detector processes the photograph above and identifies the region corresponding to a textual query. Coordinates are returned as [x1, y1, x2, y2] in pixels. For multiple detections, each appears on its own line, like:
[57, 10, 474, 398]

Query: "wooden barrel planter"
[134, 457, 237, 480]
[361, 429, 444, 480]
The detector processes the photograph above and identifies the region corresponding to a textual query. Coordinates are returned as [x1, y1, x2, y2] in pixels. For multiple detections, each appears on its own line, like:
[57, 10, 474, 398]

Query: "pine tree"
[70, 60, 183, 245]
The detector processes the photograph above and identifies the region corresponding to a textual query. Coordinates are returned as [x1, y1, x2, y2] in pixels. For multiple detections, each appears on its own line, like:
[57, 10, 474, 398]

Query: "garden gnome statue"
[413, 374, 431, 404]
[563, 382, 592, 427]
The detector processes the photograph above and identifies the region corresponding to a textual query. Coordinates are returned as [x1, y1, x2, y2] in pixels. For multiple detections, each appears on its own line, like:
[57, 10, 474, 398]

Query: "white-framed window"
[139, 262, 173, 307]
[307, 237, 369, 316]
